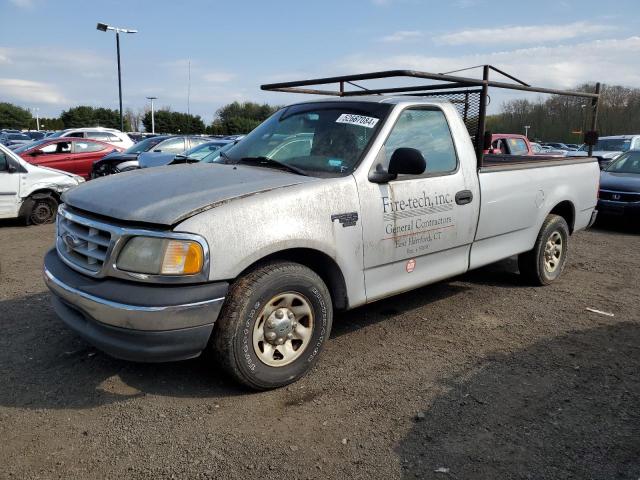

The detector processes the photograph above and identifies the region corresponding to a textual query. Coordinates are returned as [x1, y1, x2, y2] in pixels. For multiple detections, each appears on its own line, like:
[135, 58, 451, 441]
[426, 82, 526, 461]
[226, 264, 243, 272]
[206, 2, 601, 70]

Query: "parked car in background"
[25, 131, 47, 141]
[0, 144, 84, 225]
[542, 142, 573, 151]
[531, 142, 568, 157]
[597, 150, 640, 218]
[138, 140, 232, 169]
[0, 132, 32, 148]
[14, 138, 122, 180]
[91, 135, 212, 176]
[485, 134, 534, 156]
[48, 127, 134, 149]
[569, 135, 640, 169]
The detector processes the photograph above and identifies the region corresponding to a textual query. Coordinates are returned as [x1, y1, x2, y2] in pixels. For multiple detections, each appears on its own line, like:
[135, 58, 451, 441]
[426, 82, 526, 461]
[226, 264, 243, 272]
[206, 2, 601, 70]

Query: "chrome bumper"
[44, 266, 224, 331]
[43, 248, 228, 362]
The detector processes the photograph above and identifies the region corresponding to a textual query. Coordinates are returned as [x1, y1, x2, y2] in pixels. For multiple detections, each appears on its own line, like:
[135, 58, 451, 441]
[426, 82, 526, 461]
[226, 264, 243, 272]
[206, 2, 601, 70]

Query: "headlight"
[117, 237, 204, 275]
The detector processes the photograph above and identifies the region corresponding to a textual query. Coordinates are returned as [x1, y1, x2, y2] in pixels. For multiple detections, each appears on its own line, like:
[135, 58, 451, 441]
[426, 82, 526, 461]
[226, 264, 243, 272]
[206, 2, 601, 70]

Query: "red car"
[14, 138, 123, 179]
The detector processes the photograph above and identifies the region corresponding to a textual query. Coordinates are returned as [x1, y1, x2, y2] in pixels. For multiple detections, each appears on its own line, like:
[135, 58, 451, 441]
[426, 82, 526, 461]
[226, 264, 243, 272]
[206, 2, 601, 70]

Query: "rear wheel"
[28, 195, 58, 225]
[213, 261, 333, 390]
[518, 214, 569, 285]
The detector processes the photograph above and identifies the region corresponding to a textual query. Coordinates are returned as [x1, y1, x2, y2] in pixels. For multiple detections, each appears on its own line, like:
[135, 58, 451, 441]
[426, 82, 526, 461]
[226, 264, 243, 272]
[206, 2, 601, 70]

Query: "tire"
[518, 214, 569, 286]
[213, 261, 333, 390]
[28, 195, 58, 225]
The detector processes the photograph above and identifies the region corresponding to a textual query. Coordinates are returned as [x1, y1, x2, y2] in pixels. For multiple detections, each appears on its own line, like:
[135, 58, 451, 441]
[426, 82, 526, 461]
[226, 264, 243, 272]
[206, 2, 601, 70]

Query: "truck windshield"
[220, 102, 392, 177]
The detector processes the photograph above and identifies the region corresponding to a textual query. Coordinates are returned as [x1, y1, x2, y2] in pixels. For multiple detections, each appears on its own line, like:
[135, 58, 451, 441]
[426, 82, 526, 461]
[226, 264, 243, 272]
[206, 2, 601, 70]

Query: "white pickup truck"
[43, 68, 600, 389]
[0, 144, 83, 224]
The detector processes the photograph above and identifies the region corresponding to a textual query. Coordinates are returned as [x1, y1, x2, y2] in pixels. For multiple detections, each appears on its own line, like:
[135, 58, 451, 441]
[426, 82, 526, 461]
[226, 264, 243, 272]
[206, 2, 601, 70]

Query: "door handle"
[455, 190, 473, 205]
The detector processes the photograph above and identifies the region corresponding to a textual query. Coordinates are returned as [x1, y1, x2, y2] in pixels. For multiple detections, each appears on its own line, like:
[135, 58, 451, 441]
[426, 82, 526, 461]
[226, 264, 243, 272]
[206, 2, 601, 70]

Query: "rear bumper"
[597, 199, 640, 217]
[44, 248, 228, 362]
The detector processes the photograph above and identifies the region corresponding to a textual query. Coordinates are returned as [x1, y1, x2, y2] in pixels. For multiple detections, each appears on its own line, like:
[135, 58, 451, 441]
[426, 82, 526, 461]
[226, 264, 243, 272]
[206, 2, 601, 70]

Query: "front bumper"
[597, 199, 640, 217]
[44, 249, 228, 362]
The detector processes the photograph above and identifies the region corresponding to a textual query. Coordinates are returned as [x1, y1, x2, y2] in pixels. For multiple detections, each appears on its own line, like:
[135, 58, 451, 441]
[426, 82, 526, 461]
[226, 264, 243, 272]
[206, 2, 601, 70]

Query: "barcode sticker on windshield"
[336, 114, 379, 129]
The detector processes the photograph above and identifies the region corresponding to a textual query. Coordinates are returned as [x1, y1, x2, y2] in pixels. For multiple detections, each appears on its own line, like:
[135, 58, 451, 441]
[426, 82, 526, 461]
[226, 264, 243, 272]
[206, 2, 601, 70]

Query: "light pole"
[146, 96, 157, 134]
[31, 107, 40, 131]
[524, 125, 531, 138]
[96, 22, 137, 132]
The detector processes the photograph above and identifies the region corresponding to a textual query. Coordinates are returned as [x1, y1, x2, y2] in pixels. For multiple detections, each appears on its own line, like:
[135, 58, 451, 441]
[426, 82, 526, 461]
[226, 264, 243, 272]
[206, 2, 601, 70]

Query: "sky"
[1, 0, 640, 125]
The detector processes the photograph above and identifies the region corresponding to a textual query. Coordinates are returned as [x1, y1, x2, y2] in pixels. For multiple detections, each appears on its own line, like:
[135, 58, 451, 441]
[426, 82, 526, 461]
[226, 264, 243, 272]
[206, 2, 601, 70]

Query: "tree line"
[5, 83, 637, 140]
[0, 101, 281, 135]
[487, 83, 640, 142]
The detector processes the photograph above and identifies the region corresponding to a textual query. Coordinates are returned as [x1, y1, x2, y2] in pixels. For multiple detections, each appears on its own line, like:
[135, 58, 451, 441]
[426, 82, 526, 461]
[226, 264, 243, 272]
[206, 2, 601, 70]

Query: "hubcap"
[31, 202, 52, 224]
[253, 292, 313, 367]
[544, 231, 563, 273]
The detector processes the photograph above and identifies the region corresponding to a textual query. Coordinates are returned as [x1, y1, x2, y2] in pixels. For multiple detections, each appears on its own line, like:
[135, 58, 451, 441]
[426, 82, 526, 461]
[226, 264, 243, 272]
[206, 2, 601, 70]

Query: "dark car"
[0, 132, 32, 147]
[14, 137, 123, 179]
[26, 131, 47, 141]
[91, 135, 212, 177]
[598, 150, 640, 217]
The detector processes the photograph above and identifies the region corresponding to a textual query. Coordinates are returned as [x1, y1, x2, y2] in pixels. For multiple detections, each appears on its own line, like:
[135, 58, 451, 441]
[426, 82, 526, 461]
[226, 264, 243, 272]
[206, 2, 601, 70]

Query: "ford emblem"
[62, 232, 82, 249]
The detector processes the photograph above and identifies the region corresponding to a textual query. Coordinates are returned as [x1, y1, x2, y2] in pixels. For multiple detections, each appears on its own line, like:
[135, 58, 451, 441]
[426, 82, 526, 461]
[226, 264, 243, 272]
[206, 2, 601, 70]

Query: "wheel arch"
[238, 248, 349, 311]
[548, 200, 576, 233]
[17, 188, 60, 219]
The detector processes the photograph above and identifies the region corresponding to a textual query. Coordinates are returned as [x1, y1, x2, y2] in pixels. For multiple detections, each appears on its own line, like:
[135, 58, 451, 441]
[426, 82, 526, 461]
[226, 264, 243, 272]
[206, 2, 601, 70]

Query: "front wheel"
[27, 195, 58, 225]
[518, 214, 569, 285]
[212, 261, 333, 390]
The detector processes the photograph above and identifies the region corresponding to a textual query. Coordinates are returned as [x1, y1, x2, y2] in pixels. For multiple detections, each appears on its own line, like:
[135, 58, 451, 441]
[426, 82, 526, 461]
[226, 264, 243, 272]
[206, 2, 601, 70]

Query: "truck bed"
[481, 154, 598, 171]
[469, 156, 600, 270]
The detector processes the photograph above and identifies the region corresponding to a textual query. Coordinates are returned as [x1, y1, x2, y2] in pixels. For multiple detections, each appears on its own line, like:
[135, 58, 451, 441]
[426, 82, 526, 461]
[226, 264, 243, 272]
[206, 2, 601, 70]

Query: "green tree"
[38, 117, 65, 130]
[486, 83, 640, 142]
[60, 106, 130, 130]
[209, 101, 281, 135]
[141, 109, 205, 134]
[0, 102, 33, 129]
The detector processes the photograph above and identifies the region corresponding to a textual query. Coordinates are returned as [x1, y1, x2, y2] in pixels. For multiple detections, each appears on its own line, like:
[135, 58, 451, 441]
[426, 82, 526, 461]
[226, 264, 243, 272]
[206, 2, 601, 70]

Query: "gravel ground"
[0, 217, 638, 479]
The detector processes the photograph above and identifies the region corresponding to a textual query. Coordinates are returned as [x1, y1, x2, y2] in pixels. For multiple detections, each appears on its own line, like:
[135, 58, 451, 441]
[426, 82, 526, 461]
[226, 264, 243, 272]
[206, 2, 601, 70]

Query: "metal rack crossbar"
[261, 65, 601, 162]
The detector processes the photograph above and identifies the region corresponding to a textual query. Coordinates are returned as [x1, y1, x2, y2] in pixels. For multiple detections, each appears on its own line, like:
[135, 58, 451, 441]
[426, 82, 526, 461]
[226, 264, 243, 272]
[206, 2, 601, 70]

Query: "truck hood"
[600, 171, 640, 192]
[62, 163, 318, 226]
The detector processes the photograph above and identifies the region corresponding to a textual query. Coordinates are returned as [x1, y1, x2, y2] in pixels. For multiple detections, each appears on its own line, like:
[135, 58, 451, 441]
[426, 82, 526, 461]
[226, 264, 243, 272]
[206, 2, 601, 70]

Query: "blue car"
[598, 150, 640, 217]
[138, 140, 232, 169]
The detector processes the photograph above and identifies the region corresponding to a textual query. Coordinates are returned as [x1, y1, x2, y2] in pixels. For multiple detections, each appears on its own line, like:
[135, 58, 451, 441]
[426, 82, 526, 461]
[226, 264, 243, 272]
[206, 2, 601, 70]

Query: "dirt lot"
[0, 218, 639, 480]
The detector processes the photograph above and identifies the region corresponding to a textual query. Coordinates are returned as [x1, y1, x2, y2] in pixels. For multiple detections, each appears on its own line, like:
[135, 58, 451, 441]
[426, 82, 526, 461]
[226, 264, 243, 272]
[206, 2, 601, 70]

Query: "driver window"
[156, 137, 185, 153]
[0, 152, 7, 171]
[384, 108, 457, 176]
[40, 142, 71, 154]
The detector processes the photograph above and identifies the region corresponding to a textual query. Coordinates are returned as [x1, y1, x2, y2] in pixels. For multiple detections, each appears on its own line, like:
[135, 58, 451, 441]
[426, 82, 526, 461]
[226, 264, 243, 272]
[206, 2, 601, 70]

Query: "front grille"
[599, 190, 640, 203]
[56, 209, 113, 274]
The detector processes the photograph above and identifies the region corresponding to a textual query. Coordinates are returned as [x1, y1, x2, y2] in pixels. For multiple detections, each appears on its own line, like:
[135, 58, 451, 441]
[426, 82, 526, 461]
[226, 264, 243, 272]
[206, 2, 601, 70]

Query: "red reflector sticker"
[406, 258, 416, 273]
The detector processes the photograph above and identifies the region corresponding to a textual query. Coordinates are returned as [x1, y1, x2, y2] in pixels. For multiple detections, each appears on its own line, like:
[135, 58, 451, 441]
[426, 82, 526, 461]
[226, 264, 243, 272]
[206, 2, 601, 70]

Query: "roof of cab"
[288, 95, 452, 106]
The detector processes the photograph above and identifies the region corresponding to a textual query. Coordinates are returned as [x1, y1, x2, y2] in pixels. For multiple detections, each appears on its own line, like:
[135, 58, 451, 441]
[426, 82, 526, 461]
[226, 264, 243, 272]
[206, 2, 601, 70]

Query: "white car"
[49, 127, 134, 149]
[0, 144, 84, 225]
[569, 135, 640, 168]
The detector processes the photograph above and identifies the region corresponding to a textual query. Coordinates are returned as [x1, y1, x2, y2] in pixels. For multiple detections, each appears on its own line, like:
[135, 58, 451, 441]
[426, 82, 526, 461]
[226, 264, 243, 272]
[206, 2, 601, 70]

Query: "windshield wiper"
[173, 154, 200, 163]
[236, 156, 308, 176]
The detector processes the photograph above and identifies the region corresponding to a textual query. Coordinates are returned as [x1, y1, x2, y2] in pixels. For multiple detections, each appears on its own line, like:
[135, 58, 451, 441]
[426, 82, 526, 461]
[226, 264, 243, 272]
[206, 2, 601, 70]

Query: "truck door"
[0, 149, 20, 218]
[357, 106, 479, 301]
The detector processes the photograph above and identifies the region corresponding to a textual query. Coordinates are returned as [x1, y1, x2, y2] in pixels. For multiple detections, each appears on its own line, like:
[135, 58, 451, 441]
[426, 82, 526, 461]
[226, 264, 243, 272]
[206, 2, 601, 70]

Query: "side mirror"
[368, 148, 426, 183]
[388, 148, 426, 175]
[30, 150, 42, 156]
